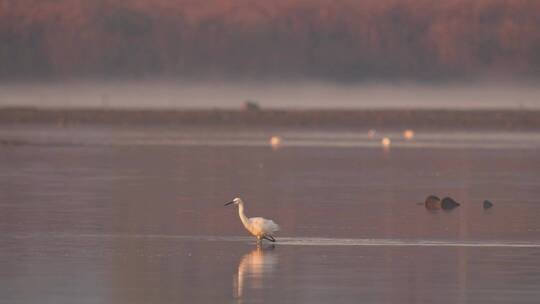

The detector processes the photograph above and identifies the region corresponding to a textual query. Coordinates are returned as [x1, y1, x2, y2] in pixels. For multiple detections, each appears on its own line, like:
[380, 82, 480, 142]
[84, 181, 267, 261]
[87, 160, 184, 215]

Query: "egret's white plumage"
[225, 197, 280, 243]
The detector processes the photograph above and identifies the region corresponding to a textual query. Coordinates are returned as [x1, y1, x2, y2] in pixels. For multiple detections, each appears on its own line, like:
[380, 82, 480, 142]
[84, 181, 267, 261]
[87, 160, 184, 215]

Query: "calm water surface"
[1, 125, 540, 303]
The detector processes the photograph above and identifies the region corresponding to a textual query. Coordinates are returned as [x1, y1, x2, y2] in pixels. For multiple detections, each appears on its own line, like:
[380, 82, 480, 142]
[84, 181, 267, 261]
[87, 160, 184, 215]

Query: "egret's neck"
[238, 202, 250, 228]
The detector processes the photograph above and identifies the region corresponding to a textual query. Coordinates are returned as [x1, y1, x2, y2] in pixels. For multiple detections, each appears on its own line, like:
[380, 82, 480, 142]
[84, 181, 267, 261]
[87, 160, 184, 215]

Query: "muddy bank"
[1, 108, 539, 130]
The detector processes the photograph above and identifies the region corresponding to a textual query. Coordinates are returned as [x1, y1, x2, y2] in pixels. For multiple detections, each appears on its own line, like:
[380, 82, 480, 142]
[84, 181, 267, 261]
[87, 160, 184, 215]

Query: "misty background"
[1, 0, 539, 108]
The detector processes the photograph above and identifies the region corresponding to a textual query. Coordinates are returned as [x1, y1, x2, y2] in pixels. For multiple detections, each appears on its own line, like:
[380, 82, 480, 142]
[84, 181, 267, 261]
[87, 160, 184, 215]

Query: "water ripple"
[4, 233, 540, 248]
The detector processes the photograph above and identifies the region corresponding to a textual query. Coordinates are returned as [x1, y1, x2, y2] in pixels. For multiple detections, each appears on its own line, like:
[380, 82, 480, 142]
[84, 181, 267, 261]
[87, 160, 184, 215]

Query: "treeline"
[1, 0, 539, 80]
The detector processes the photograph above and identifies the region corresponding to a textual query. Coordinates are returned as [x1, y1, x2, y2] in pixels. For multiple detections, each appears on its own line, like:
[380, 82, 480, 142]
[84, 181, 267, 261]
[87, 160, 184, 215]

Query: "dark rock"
[483, 200, 493, 209]
[242, 100, 261, 112]
[425, 195, 441, 210]
[441, 197, 460, 210]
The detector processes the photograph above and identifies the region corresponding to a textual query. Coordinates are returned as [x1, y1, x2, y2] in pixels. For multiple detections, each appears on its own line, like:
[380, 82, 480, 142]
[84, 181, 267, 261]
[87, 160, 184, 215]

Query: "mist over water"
[1, 80, 540, 110]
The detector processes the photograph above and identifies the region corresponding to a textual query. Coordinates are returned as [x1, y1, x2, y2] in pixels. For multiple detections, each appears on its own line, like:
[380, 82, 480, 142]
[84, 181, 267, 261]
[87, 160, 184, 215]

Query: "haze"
[1, 80, 540, 109]
[1, 0, 539, 108]
[2, 0, 540, 81]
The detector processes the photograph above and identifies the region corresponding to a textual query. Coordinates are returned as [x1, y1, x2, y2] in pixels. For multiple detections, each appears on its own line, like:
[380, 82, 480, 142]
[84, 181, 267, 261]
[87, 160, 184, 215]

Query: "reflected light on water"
[269, 136, 282, 150]
[403, 129, 415, 140]
[234, 245, 278, 303]
[381, 137, 391, 148]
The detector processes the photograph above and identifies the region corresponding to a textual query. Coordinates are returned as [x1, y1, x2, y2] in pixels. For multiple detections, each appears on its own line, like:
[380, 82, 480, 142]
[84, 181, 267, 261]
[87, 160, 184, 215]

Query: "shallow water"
[1, 125, 540, 303]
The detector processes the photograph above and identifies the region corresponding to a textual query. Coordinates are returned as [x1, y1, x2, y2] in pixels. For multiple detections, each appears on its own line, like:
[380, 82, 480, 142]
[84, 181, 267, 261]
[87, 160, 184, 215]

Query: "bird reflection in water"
[233, 244, 277, 302]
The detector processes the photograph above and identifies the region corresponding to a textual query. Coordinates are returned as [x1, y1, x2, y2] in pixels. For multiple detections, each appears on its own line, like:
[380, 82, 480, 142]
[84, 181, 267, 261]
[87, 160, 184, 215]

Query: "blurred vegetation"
[1, 0, 539, 80]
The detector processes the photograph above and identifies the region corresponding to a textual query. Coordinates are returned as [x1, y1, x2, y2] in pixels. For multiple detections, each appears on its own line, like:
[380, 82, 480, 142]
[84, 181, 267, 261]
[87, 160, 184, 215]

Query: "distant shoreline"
[1, 107, 540, 130]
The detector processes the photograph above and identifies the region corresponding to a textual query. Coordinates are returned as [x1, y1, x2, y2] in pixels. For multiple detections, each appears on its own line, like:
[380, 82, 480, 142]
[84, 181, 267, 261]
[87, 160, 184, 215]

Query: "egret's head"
[224, 197, 242, 206]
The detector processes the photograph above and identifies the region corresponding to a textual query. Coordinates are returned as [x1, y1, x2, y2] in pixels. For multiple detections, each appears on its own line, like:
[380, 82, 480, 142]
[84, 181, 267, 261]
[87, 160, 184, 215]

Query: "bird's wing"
[267, 219, 280, 232]
[250, 217, 280, 234]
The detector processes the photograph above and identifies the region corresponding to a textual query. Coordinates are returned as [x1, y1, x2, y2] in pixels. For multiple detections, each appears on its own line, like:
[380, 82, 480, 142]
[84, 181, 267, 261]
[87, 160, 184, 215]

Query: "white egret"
[225, 197, 280, 243]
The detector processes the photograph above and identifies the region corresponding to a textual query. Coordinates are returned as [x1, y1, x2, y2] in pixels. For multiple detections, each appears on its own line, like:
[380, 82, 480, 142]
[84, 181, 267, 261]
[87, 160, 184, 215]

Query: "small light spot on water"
[269, 135, 282, 149]
[403, 129, 415, 140]
[381, 137, 391, 147]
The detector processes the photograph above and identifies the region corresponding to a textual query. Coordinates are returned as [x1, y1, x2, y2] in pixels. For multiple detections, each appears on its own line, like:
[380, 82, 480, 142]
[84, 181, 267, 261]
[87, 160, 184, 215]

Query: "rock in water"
[483, 200, 494, 209]
[242, 100, 261, 112]
[425, 195, 441, 210]
[441, 197, 460, 210]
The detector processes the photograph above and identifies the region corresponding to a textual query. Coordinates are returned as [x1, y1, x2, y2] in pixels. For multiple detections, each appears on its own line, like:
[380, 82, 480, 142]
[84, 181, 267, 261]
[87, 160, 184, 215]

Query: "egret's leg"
[262, 235, 276, 242]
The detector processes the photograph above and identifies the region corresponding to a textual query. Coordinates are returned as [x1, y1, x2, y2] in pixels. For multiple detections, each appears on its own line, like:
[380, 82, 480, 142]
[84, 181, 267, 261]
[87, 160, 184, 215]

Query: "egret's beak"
[224, 201, 234, 206]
